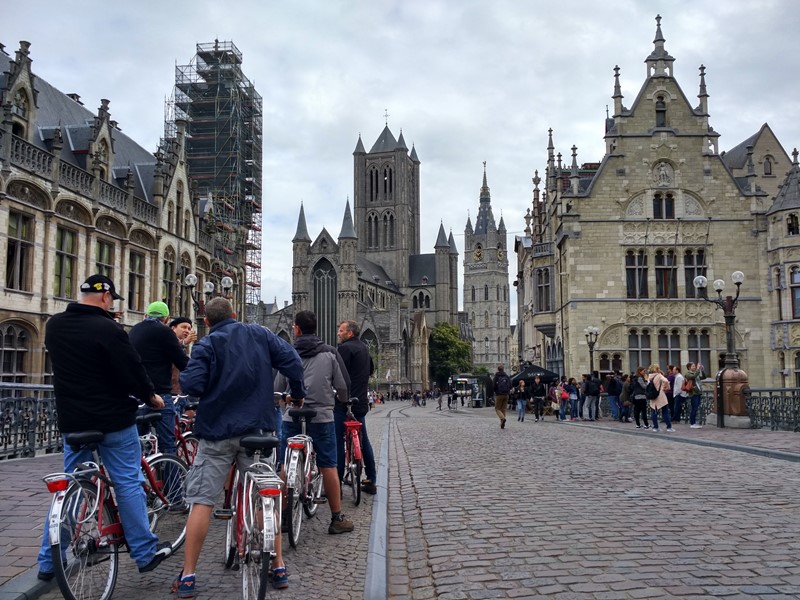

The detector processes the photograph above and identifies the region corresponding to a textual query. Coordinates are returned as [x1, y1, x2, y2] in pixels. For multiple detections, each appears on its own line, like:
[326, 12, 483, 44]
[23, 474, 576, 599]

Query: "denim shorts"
[281, 420, 337, 468]
[185, 436, 277, 506]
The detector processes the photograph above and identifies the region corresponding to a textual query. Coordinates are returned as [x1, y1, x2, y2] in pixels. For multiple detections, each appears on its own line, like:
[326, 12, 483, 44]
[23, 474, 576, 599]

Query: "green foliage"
[429, 322, 472, 387]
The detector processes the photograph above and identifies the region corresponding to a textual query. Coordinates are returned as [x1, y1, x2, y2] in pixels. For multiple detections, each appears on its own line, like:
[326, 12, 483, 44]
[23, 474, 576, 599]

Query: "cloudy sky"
[4, 1, 799, 323]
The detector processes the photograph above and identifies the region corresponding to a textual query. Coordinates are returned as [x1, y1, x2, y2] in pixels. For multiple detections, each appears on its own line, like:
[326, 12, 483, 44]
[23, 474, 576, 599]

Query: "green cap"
[146, 301, 170, 318]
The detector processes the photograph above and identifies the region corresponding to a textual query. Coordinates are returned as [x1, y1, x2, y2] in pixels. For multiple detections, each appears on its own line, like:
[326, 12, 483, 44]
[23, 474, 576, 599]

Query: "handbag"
[550, 401, 560, 411]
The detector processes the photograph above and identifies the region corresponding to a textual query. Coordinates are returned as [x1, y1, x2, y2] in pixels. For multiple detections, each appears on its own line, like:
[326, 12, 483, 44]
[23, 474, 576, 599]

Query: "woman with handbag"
[647, 364, 674, 432]
[631, 367, 650, 429]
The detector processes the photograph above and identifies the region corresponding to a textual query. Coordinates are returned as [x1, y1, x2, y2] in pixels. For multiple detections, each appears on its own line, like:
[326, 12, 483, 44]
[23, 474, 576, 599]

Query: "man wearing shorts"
[274, 310, 354, 535]
[176, 297, 306, 597]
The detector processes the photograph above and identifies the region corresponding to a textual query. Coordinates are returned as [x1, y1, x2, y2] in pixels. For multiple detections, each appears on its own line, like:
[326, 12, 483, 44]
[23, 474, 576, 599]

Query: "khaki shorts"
[185, 436, 277, 507]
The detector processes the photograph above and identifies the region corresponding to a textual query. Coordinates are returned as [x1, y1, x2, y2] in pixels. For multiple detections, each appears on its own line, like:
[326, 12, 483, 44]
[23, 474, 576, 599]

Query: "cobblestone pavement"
[0, 404, 390, 599]
[386, 404, 800, 600]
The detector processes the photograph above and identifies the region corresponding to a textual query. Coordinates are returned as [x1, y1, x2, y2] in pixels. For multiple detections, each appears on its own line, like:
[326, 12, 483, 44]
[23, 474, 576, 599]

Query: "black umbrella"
[510, 363, 560, 385]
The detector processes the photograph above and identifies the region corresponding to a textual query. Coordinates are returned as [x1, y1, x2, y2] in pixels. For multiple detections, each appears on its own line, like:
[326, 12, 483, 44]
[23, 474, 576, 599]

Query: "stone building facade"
[0, 41, 231, 384]
[463, 166, 511, 370]
[514, 16, 796, 387]
[263, 126, 460, 392]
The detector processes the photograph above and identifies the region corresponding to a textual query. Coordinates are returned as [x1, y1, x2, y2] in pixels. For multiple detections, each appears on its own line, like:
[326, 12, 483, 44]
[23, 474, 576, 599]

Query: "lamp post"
[183, 274, 216, 337]
[584, 326, 599, 374]
[221, 276, 233, 299]
[693, 270, 748, 428]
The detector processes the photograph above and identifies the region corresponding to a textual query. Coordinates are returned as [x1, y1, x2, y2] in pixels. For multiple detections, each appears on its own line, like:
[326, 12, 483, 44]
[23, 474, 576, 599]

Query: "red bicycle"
[341, 399, 364, 506]
[173, 395, 198, 466]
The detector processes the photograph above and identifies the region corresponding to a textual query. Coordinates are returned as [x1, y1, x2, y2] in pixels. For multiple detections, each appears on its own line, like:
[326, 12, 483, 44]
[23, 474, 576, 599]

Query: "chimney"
[66, 93, 83, 105]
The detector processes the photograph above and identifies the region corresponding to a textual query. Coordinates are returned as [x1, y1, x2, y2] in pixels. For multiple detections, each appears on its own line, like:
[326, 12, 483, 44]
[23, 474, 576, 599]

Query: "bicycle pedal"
[313, 497, 328, 505]
[212, 508, 234, 520]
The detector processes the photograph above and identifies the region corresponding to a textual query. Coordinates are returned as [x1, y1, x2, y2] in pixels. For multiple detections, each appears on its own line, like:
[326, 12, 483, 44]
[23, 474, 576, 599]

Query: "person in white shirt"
[672, 365, 687, 424]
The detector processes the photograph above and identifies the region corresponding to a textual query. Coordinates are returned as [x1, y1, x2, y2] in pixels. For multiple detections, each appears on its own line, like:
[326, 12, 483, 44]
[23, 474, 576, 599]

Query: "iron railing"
[0, 383, 61, 460]
[744, 388, 800, 432]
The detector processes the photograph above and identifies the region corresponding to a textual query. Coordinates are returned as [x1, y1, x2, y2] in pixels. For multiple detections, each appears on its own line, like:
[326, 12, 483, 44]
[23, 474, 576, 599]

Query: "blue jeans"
[570, 396, 579, 418]
[690, 394, 701, 425]
[651, 405, 672, 430]
[38, 425, 158, 572]
[607, 395, 619, 419]
[516, 399, 526, 420]
[144, 393, 176, 456]
[559, 399, 567, 420]
[334, 410, 377, 483]
[673, 395, 684, 422]
[585, 396, 597, 420]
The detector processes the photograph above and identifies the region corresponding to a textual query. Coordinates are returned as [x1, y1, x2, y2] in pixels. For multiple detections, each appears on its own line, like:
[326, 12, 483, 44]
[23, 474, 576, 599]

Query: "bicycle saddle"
[64, 430, 105, 451]
[288, 407, 317, 421]
[239, 434, 280, 451]
[136, 412, 162, 427]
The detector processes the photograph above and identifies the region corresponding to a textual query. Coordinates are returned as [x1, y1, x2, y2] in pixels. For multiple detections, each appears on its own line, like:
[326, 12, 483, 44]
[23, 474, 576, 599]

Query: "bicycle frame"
[344, 419, 363, 462]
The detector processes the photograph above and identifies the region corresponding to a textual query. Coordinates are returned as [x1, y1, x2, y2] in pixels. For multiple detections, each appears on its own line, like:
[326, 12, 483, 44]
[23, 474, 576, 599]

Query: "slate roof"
[720, 128, 762, 170]
[766, 151, 800, 215]
[356, 256, 399, 292]
[408, 254, 437, 286]
[369, 125, 398, 153]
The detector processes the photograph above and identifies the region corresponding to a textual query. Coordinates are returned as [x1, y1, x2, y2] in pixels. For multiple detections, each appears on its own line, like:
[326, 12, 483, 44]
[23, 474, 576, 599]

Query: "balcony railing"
[10, 136, 53, 177]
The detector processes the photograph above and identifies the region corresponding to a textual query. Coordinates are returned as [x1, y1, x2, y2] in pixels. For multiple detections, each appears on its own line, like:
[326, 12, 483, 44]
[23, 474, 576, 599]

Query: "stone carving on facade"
[55, 199, 91, 225]
[653, 162, 674, 187]
[622, 221, 648, 244]
[7, 181, 49, 210]
[679, 221, 709, 244]
[601, 324, 621, 348]
[684, 301, 714, 321]
[96, 216, 124, 238]
[787, 248, 800, 261]
[684, 196, 703, 216]
[626, 196, 645, 218]
[129, 229, 156, 249]
[790, 324, 800, 348]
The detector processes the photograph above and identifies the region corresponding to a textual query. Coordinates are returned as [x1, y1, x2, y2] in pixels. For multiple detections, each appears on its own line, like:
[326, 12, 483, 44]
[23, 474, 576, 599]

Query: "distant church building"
[514, 16, 797, 387]
[264, 126, 459, 392]
[463, 166, 511, 370]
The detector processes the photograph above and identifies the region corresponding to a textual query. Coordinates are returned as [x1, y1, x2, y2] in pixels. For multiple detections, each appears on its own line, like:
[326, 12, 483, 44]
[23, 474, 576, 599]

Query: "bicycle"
[282, 403, 324, 549]
[341, 400, 363, 507]
[42, 418, 189, 600]
[173, 395, 198, 466]
[214, 433, 283, 600]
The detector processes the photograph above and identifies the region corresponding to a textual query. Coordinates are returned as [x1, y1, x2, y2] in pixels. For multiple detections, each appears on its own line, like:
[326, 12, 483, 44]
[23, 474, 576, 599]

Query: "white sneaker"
[666, 428, 676, 432]
[690, 424, 702, 429]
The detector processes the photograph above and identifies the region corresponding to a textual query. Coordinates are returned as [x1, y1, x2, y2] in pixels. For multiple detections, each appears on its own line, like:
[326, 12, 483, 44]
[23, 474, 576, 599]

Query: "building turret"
[292, 203, 311, 310]
[338, 200, 358, 320]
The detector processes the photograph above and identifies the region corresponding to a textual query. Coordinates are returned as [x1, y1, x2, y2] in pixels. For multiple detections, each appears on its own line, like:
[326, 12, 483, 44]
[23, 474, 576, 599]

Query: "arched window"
[655, 95, 667, 128]
[484, 285, 489, 301]
[6, 211, 33, 291]
[496, 284, 500, 300]
[369, 166, 379, 202]
[484, 337, 489, 352]
[54, 227, 78, 299]
[413, 295, 418, 309]
[625, 249, 648, 299]
[536, 268, 551, 311]
[795, 352, 800, 389]
[658, 328, 681, 367]
[167, 202, 175, 233]
[684, 249, 707, 299]
[313, 258, 338, 346]
[382, 214, 389, 249]
[388, 213, 395, 248]
[788, 214, 799, 236]
[764, 157, 773, 176]
[0, 323, 29, 383]
[628, 328, 651, 374]
[687, 328, 712, 372]
[484, 311, 489, 327]
[653, 193, 675, 219]
[425, 295, 430, 309]
[471, 286, 476, 302]
[162, 247, 176, 310]
[775, 268, 784, 321]
[11, 89, 29, 137]
[655, 249, 677, 298]
[791, 266, 800, 319]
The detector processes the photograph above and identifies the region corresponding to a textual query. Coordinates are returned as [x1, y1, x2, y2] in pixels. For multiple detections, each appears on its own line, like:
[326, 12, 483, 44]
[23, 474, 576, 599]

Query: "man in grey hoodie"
[275, 310, 354, 534]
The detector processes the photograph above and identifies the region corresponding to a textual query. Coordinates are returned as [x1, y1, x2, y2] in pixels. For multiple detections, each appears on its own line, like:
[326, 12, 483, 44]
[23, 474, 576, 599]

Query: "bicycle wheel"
[242, 491, 272, 600]
[286, 467, 303, 549]
[344, 438, 358, 505]
[176, 433, 198, 466]
[303, 456, 323, 518]
[144, 454, 188, 551]
[51, 480, 118, 600]
[349, 459, 363, 507]
[224, 470, 240, 569]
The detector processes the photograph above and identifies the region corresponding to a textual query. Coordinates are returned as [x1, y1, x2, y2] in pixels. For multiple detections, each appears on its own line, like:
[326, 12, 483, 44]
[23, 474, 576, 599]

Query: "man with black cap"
[129, 301, 190, 459]
[37, 274, 172, 580]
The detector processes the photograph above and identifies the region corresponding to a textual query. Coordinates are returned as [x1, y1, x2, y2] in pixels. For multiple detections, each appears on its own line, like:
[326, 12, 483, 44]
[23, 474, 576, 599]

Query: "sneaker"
[652, 428, 660, 432]
[176, 574, 197, 598]
[269, 566, 289, 590]
[635, 425, 641, 429]
[361, 480, 377, 495]
[500, 419, 506, 429]
[690, 424, 702, 429]
[328, 514, 354, 534]
[666, 428, 676, 432]
[138, 541, 172, 573]
[37, 571, 54, 582]
[167, 501, 190, 515]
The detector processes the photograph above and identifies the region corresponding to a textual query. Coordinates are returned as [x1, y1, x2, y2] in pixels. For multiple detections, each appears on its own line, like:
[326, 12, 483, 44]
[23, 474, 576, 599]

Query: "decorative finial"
[792, 148, 798, 165]
[613, 65, 622, 97]
[383, 108, 389, 126]
[698, 64, 708, 96]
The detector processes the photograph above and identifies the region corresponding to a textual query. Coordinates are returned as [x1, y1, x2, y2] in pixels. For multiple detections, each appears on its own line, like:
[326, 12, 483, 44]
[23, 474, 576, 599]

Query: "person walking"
[684, 362, 707, 428]
[631, 367, 650, 429]
[672, 365, 687, 424]
[493, 364, 512, 429]
[529, 375, 546, 422]
[177, 297, 306, 595]
[274, 310, 354, 535]
[38, 274, 171, 581]
[619, 373, 632, 422]
[129, 301, 190, 457]
[647, 364, 674, 432]
[515, 380, 529, 422]
[335, 320, 378, 496]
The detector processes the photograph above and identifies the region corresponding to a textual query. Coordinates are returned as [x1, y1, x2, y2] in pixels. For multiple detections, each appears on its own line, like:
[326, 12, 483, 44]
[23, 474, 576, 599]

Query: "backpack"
[585, 378, 600, 396]
[645, 378, 659, 400]
[681, 379, 693, 393]
[495, 374, 511, 395]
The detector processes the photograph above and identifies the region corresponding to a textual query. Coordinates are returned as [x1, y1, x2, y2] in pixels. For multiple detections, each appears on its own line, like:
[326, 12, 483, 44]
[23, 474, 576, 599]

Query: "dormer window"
[788, 214, 799, 236]
[655, 96, 667, 128]
[11, 89, 29, 137]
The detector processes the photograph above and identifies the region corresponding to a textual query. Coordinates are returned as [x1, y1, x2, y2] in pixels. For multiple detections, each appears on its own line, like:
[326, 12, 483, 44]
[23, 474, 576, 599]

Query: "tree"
[429, 322, 472, 388]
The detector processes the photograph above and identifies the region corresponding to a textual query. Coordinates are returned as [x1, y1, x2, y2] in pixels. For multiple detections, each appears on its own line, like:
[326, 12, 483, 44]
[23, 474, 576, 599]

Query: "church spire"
[645, 14, 675, 78]
[293, 203, 311, 242]
[474, 162, 496, 234]
[338, 199, 357, 239]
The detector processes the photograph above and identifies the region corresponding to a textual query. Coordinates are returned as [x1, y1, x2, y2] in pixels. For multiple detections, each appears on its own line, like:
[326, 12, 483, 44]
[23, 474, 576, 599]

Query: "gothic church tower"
[463, 165, 510, 369]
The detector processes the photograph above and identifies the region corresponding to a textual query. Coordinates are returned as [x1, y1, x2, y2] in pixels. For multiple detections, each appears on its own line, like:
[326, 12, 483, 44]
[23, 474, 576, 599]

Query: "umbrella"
[510, 363, 560, 385]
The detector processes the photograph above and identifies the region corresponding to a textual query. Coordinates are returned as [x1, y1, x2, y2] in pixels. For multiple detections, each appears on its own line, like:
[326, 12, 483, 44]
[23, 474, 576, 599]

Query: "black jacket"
[45, 303, 154, 433]
[336, 336, 374, 416]
[129, 318, 189, 394]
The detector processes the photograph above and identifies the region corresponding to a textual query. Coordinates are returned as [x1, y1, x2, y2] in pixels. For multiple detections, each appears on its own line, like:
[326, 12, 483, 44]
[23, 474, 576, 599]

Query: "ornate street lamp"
[584, 326, 599, 373]
[183, 273, 215, 337]
[693, 270, 748, 427]
[221, 276, 233, 299]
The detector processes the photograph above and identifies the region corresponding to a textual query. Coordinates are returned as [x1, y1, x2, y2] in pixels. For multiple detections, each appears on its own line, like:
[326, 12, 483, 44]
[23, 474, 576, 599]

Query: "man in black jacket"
[129, 301, 189, 457]
[336, 320, 377, 495]
[37, 274, 171, 580]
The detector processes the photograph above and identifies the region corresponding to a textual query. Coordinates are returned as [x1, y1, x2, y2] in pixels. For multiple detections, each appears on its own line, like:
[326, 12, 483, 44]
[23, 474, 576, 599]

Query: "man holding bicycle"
[177, 297, 306, 596]
[37, 274, 171, 581]
[335, 320, 378, 495]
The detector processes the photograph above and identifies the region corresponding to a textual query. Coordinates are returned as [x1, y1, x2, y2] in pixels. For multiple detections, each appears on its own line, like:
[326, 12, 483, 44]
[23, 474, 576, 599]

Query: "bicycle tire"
[242, 491, 271, 600]
[286, 467, 303, 548]
[344, 437, 359, 505]
[350, 460, 363, 506]
[303, 456, 323, 518]
[51, 480, 119, 600]
[224, 470, 240, 569]
[144, 454, 188, 551]
[176, 433, 198, 466]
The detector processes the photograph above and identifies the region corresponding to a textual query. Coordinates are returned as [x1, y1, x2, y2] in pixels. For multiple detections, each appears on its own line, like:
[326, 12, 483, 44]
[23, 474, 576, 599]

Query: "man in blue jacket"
[175, 297, 306, 596]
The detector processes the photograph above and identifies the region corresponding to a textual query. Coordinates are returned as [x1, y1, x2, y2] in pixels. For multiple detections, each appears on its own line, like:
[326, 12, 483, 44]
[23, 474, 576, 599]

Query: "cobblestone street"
[386, 404, 800, 599]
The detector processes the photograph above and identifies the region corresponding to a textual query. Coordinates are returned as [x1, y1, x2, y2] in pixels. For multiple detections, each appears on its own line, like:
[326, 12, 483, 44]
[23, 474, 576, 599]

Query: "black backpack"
[645, 379, 659, 400]
[495, 374, 511, 395]
[585, 378, 600, 396]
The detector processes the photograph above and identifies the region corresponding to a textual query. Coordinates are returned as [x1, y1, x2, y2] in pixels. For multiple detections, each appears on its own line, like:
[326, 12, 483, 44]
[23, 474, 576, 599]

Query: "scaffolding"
[165, 40, 262, 306]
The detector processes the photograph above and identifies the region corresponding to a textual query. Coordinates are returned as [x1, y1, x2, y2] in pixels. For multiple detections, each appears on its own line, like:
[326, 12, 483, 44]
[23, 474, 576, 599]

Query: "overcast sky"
[4, 1, 799, 324]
